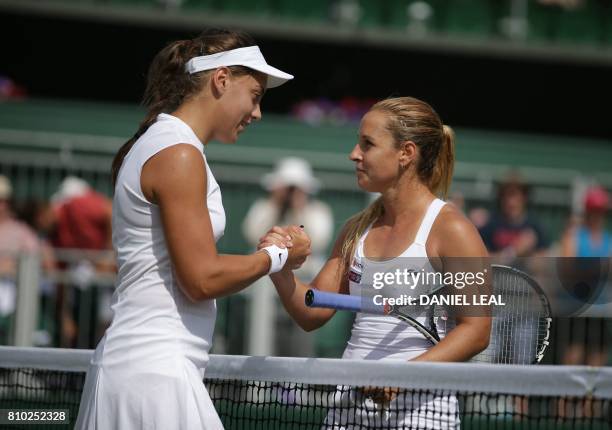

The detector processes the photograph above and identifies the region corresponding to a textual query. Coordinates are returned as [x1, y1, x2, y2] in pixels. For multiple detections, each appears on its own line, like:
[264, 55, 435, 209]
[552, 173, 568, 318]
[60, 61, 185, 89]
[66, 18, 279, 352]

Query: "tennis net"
[0, 346, 611, 429]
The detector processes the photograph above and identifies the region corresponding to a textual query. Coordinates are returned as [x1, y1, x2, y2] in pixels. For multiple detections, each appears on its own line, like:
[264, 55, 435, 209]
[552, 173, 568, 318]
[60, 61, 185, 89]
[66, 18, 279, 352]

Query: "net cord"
[1, 346, 611, 399]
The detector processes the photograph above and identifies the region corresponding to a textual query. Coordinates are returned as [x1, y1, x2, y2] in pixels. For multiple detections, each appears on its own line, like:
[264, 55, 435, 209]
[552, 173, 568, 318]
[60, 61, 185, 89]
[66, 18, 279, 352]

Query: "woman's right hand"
[285, 225, 311, 269]
[258, 225, 311, 270]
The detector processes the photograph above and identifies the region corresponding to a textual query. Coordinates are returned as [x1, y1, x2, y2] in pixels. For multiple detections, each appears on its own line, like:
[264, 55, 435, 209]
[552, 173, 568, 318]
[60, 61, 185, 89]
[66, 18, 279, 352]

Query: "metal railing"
[2, 125, 611, 241]
[1, 250, 610, 365]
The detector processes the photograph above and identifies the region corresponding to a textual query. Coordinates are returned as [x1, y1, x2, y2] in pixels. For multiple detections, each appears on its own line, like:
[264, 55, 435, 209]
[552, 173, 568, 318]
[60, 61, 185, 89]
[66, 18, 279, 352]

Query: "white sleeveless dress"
[324, 198, 460, 429]
[75, 113, 226, 429]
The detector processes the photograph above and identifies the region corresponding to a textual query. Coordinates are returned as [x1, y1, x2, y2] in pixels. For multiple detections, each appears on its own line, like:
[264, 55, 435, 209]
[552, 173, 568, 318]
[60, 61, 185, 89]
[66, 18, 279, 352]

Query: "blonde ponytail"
[429, 125, 455, 198]
[340, 197, 384, 276]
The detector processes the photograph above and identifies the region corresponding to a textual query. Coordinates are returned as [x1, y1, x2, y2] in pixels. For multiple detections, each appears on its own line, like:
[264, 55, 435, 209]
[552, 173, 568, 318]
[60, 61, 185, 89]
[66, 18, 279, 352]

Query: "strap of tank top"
[413, 199, 446, 246]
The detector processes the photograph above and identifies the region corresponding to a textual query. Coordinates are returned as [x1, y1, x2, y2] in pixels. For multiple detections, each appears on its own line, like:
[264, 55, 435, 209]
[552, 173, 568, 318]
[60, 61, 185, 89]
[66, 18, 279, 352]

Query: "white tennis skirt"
[323, 386, 460, 430]
[75, 359, 224, 429]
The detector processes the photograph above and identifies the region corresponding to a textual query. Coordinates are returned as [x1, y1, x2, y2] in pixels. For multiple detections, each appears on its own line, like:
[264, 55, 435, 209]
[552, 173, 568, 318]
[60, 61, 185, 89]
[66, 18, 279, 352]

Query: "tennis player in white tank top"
[258, 97, 491, 429]
[75, 30, 310, 430]
[343, 198, 448, 362]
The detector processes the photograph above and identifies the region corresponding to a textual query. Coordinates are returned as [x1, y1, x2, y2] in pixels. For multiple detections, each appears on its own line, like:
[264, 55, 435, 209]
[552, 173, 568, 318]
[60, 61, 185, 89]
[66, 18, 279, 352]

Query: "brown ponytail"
[111, 29, 256, 186]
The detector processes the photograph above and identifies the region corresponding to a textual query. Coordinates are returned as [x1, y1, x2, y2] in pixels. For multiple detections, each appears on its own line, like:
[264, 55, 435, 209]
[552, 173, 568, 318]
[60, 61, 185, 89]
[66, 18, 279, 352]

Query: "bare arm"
[560, 223, 577, 257]
[265, 225, 350, 332]
[141, 144, 308, 302]
[413, 206, 492, 362]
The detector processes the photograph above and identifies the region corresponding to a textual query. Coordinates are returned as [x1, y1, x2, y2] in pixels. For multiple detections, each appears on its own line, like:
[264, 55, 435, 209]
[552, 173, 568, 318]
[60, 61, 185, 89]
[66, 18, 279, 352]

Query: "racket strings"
[471, 268, 550, 364]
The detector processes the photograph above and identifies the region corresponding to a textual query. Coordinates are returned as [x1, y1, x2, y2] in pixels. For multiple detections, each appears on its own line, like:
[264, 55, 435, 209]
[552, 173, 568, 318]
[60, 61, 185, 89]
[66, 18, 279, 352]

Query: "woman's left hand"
[360, 386, 400, 407]
[257, 225, 294, 249]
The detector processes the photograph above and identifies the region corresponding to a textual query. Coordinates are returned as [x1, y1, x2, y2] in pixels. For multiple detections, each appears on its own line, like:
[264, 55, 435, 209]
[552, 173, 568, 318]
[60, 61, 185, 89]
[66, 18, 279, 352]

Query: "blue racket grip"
[305, 289, 386, 315]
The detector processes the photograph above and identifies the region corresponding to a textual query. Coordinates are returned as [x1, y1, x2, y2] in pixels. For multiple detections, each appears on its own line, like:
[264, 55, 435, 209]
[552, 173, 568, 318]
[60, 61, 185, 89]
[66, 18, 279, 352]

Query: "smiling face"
[213, 70, 267, 144]
[349, 110, 405, 193]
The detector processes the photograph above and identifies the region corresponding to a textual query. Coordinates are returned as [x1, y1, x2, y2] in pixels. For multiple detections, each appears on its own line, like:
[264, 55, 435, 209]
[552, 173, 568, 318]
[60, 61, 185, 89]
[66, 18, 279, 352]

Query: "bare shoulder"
[145, 143, 204, 175]
[428, 203, 487, 257]
[432, 204, 476, 238]
[141, 143, 206, 204]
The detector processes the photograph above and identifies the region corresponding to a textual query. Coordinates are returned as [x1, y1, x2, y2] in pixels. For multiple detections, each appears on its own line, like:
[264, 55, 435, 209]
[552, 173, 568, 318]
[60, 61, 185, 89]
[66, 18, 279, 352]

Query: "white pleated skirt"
[75, 359, 223, 430]
[323, 386, 460, 430]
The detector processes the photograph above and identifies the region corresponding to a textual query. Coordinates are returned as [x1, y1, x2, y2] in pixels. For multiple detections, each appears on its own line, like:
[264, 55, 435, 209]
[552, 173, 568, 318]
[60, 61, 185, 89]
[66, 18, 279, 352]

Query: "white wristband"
[261, 244, 289, 274]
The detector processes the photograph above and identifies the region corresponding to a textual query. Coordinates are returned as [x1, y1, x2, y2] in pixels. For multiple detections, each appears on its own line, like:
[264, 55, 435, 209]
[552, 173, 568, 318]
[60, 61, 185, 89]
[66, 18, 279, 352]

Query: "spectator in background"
[17, 198, 59, 346]
[291, 97, 376, 126]
[0, 175, 41, 340]
[0, 75, 27, 100]
[559, 185, 610, 369]
[50, 176, 114, 347]
[51, 177, 113, 254]
[479, 176, 549, 262]
[243, 157, 333, 276]
[242, 158, 334, 357]
[18, 199, 57, 273]
[561, 186, 610, 258]
[479, 177, 549, 417]
[448, 190, 490, 229]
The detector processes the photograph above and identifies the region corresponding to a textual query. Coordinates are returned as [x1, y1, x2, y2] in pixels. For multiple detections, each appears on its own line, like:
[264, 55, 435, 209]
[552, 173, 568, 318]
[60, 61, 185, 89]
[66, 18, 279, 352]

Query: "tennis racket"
[305, 264, 552, 364]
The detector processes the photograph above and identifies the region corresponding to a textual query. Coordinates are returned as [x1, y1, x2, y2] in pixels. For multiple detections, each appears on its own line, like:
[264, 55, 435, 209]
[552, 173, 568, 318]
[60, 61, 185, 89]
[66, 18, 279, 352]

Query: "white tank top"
[343, 198, 446, 361]
[95, 113, 226, 376]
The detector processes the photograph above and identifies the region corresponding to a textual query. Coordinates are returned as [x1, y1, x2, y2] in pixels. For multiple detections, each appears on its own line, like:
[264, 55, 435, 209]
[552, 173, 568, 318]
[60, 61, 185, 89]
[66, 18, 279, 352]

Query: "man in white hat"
[242, 158, 334, 357]
[243, 157, 333, 267]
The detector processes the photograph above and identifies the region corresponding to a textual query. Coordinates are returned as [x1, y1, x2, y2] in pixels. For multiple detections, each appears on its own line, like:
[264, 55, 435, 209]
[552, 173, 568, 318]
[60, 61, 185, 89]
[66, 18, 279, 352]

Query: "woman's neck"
[171, 97, 216, 144]
[379, 180, 435, 226]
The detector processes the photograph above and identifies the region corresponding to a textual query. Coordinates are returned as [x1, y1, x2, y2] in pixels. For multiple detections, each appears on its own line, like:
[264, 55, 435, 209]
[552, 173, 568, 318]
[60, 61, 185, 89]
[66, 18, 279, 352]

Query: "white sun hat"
[51, 176, 90, 204]
[185, 46, 293, 88]
[261, 157, 321, 194]
[0, 175, 12, 200]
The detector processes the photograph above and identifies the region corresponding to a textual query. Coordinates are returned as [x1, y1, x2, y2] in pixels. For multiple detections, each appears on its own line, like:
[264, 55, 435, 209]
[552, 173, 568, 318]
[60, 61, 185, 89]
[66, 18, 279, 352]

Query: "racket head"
[305, 264, 553, 364]
[467, 264, 552, 364]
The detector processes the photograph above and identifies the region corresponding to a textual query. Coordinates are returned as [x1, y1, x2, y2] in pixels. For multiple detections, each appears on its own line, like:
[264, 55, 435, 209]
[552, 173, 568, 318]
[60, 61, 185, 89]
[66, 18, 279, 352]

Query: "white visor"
[185, 46, 293, 88]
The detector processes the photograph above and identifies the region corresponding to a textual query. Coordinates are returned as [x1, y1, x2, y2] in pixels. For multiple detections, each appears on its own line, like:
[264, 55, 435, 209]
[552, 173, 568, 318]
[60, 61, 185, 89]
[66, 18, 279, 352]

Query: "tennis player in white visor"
[76, 28, 309, 430]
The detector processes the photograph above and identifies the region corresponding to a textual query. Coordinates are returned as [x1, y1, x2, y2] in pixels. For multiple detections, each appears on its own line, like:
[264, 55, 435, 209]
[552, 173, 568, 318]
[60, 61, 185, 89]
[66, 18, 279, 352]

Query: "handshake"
[257, 225, 312, 273]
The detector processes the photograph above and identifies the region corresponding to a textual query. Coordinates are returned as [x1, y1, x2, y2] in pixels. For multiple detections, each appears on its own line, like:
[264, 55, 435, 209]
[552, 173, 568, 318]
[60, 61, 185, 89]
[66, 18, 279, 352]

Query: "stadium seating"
[34, 0, 612, 48]
[1, 98, 611, 244]
[1, 98, 610, 356]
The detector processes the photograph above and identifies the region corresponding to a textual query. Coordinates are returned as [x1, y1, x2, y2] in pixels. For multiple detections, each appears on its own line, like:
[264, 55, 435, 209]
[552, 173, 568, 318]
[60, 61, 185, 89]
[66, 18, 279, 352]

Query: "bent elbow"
[477, 333, 490, 354]
[177, 275, 214, 303]
[176, 266, 225, 302]
[301, 309, 338, 332]
[179, 282, 208, 302]
[475, 324, 491, 354]
[300, 314, 329, 332]
[301, 321, 320, 333]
